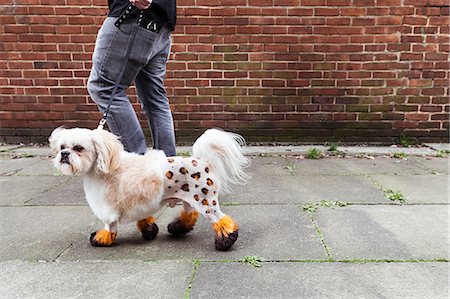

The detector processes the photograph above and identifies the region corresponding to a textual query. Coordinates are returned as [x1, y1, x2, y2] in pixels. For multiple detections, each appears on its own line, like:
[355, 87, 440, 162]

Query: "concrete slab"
[0, 206, 96, 261]
[314, 205, 449, 260]
[292, 157, 430, 176]
[337, 146, 436, 156]
[0, 156, 41, 175]
[415, 156, 450, 174]
[223, 175, 386, 204]
[58, 205, 327, 261]
[191, 262, 449, 299]
[27, 176, 86, 206]
[425, 143, 450, 151]
[0, 145, 22, 153]
[0, 176, 70, 206]
[16, 158, 58, 176]
[11, 146, 52, 157]
[0, 260, 192, 298]
[370, 174, 449, 203]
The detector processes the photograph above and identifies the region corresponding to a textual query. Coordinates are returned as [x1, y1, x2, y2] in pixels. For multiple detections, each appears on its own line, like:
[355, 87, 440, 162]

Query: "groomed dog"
[49, 128, 249, 251]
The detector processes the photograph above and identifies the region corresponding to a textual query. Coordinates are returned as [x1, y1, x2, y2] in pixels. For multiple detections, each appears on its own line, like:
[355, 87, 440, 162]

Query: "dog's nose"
[61, 151, 70, 163]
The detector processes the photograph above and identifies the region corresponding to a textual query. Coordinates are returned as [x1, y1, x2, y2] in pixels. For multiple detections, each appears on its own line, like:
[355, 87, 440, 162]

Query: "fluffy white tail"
[192, 129, 250, 193]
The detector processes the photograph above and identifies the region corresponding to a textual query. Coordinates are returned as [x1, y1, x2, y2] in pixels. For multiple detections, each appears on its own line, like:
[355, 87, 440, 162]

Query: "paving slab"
[16, 158, 58, 176]
[0, 260, 192, 298]
[28, 176, 86, 206]
[0, 145, 22, 153]
[0, 156, 42, 175]
[223, 175, 386, 204]
[0, 176, 70, 206]
[0, 206, 95, 261]
[415, 156, 449, 174]
[59, 205, 327, 261]
[314, 205, 449, 260]
[370, 174, 449, 203]
[290, 157, 430, 176]
[11, 146, 52, 157]
[425, 143, 450, 151]
[191, 262, 449, 299]
[337, 146, 436, 156]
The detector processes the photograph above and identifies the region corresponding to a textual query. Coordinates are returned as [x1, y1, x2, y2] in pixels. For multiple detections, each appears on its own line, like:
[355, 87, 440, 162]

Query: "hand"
[130, 0, 152, 10]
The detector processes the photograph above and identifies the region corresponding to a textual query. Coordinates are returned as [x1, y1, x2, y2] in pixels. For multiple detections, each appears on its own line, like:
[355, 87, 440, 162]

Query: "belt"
[115, 4, 162, 33]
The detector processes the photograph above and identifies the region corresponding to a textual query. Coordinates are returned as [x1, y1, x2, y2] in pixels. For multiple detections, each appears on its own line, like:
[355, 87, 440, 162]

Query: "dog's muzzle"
[60, 151, 70, 164]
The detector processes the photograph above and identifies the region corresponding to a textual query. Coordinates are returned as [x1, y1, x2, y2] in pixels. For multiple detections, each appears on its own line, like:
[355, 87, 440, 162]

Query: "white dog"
[49, 127, 249, 251]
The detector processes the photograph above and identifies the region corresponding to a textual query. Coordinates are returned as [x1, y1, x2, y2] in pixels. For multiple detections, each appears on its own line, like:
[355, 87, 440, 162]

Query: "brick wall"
[1, 0, 449, 144]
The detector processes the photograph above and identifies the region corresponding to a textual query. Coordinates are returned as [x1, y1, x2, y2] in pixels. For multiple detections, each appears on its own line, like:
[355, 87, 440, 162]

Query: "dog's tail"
[192, 129, 250, 193]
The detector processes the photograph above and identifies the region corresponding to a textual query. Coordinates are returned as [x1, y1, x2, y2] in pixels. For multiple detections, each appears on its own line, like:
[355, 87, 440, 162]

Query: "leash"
[97, 5, 164, 130]
[97, 5, 140, 130]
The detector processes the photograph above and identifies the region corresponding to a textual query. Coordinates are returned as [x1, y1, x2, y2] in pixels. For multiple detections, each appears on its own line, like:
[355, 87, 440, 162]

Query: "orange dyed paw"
[137, 217, 159, 241]
[213, 215, 238, 238]
[90, 229, 116, 247]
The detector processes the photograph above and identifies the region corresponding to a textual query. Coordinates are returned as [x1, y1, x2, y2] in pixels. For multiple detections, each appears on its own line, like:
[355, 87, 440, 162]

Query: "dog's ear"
[48, 126, 65, 154]
[91, 129, 123, 175]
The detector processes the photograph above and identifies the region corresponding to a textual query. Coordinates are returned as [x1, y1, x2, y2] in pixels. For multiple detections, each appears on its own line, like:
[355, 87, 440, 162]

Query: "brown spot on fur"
[205, 167, 209, 173]
[191, 172, 201, 180]
[181, 184, 190, 192]
[194, 194, 200, 201]
[168, 158, 174, 163]
[212, 200, 217, 206]
[192, 160, 198, 167]
[206, 178, 214, 186]
[180, 167, 188, 175]
[165, 171, 173, 179]
[202, 199, 209, 206]
[201, 188, 209, 195]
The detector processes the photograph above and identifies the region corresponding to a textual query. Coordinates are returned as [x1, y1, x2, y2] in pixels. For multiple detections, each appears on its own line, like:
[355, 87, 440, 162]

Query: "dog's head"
[49, 127, 123, 176]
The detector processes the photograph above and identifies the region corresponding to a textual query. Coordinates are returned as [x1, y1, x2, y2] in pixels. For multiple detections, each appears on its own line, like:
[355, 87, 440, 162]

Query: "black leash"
[97, 5, 163, 130]
[98, 5, 139, 130]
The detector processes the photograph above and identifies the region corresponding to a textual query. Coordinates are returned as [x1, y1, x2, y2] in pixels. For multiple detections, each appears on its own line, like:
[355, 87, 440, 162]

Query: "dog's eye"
[60, 145, 66, 150]
[73, 145, 84, 152]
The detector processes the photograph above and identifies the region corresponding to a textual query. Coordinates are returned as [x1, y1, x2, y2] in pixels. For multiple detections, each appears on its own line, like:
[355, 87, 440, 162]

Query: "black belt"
[115, 4, 162, 33]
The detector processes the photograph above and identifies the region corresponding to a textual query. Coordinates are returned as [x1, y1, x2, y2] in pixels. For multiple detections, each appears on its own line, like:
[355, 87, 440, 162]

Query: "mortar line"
[183, 259, 201, 299]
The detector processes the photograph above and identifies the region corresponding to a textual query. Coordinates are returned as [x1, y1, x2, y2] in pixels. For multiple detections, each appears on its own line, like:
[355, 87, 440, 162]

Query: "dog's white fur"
[49, 127, 248, 244]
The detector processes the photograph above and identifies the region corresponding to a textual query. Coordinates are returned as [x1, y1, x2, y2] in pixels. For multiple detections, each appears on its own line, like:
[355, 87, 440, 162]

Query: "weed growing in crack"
[392, 152, 408, 159]
[384, 189, 407, 203]
[306, 148, 323, 159]
[240, 256, 266, 267]
[283, 160, 296, 175]
[303, 200, 348, 214]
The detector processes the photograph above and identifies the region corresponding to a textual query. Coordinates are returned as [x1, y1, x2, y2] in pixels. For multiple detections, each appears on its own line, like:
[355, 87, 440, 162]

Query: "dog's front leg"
[90, 221, 117, 247]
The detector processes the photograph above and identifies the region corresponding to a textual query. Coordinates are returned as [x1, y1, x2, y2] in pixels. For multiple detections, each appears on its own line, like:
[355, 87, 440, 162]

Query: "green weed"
[384, 189, 407, 203]
[306, 148, 323, 159]
[240, 256, 266, 268]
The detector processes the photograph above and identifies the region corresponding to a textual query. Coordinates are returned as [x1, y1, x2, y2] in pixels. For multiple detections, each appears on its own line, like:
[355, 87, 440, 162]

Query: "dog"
[48, 127, 249, 251]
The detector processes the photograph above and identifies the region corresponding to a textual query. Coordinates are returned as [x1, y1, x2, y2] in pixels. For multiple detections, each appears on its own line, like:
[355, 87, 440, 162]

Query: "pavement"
[0, 143, 449, 298]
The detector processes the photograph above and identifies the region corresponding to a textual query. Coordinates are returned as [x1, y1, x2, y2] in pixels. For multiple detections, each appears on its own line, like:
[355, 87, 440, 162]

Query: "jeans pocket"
[100, 23, 156, 86]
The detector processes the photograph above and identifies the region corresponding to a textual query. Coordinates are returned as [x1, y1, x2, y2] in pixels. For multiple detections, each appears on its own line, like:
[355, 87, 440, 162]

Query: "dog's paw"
[167, 210, 199, 236]
[141, 222, 159, 240]
[167, 218, 193, 236]
[90, 230, 116, 247]
[215, 230, 238, 251]
[137, 217, 159, 241]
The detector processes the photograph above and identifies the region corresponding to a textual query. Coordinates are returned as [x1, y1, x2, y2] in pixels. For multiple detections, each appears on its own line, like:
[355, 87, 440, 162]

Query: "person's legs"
[135, 28, 176, 157]
[88, 17, 161, 154]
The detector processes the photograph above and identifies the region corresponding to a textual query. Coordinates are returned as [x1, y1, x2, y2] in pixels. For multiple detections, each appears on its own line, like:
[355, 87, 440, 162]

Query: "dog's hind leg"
[209, 206, 239, 251]
[167, 202, 199, 236]
[194, 195, 239, 251]
[90, 221, 117, 247]
[137, 216, 159, 240]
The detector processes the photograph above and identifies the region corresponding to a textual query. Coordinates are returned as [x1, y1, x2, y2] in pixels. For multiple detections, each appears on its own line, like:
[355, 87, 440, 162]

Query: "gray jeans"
[87, 17, 176, 156]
